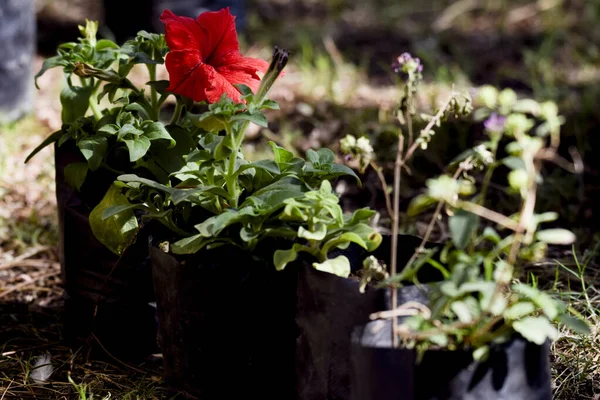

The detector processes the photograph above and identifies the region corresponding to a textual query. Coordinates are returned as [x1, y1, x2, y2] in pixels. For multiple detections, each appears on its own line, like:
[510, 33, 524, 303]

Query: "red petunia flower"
[160, 8, 269, 104]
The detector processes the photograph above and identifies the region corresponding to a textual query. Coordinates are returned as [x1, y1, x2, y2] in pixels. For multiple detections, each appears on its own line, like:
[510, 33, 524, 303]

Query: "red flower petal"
[164, 49, 207, 102]
[161, 8, 270, 104]
[160, 10, 204, 55]
[214, 53, 269, 94]
[165, 50, 242, 103]
[195, 8, 240, 66]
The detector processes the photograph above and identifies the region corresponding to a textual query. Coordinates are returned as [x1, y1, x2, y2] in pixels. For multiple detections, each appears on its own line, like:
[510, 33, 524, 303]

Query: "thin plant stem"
[170, 100, 183, 125]
[406, 109, 414, 147]
[147, 57, 159, 120]
[370, 161, 394, 219]
[89, 95, 103, 121]
[478, 139, 499, 206]
[458, 201, 520, 231]
[402, 92, 456, 164]
[390, 134, 404, 348]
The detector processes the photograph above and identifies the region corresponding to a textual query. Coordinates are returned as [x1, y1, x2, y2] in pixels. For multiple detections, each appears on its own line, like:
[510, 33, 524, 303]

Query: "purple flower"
[392, 52, 423, 75]
[484, 113, 506, 134]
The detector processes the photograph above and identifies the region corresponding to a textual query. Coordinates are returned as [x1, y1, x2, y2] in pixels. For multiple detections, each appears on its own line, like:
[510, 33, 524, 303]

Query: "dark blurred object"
[0, 0, 35, 124]
[55, 142, 160, 360]
[104, 0, 247, 43]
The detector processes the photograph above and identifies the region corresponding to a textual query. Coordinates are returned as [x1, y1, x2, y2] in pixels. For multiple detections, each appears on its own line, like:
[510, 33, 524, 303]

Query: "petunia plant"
[28, 7, 382, 276]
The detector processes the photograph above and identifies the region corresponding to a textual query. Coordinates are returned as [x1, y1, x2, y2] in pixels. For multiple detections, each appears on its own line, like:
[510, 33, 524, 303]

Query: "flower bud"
[255, 46, 290, 104]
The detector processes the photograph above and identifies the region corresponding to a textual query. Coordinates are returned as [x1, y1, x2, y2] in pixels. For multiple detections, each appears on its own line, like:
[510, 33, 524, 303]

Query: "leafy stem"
[478, 139, 500, 206]
[147, 58, 159, 120]
[170, 100, 184, 125]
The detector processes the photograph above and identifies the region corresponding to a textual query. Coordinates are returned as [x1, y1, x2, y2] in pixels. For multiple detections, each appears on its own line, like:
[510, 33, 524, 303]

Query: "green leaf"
[118, 123, 144, 139]
[533, 212, 559, 224]
[125, 103, 150, 119]
[60, 85, 94, 123]
[260, 99, 280, 110]
[25, 130, 63, 163]
[231, 112, 268, 127]
[102, 204, 140, 220]
[328, 164, 360, 182]
[407, 194, 436, 216]
[273, 243, 310, 271]
[347, 208, 377, 225]
[274, 248, 297, 271]
[298, 224, 327, 241]
[98, 124, 119, 135]
[512, 283, 560, 320]
[451, 300, 473, 323]
[504, 302, 536, 320]
[244, 177, 307, 210]
[118, 174, 173, 193]
[78, 136, 108, 171]
[171, 234, 205, 254]
[558, 314, 591, 335]
[449, 210, 479, 250]
[306, 149, 320, 164]
[313, 256, 351, 278]
[234, 83, 254, 97]
[269, 141, 294, 164]
[64, 162, 88, 191]
[96, 39, 119, 50]
[147, 80, 170, 94]
[194, 207, 257, 237]
[502, 156, 526, 170]
[143, 121, 175, 147]
[513, 316, 558, 345]
[171, 186, 229, 205]
[536, 229, 576, 245]
[482, 227, 501, 244]
[123, 136, 151, 161]
[35, 55, 66, 89]
[190, 113, 226, 132]
[235, 160, 280, 176]
[89, 184, 138, 255]
[317, 148, 335, 164]
[472, 346, 489, 362]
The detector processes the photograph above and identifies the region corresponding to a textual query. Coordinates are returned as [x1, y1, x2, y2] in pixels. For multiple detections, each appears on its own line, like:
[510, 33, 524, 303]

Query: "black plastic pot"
[150, 242, 298, 399]
[351, 313, 552, 400]
[150, 234, 440, 399]
[295, 266, 384, 400]
[0, 0, 35, 124]
[55, 143, 159, 359]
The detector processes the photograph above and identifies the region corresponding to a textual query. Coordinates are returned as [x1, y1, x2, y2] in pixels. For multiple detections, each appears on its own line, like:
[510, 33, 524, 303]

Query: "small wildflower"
[392, 52, 424, 76]
[340, 135, 357, 154]
[474, 144, 494, 166]
[356, 137, 374, 155]
[483, 113, 506, 135]
[340, 134, 374, 173]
